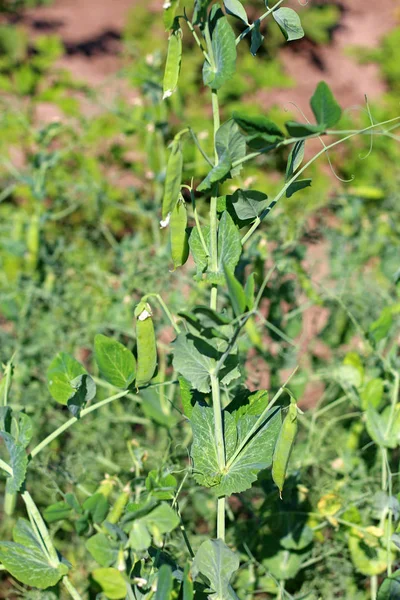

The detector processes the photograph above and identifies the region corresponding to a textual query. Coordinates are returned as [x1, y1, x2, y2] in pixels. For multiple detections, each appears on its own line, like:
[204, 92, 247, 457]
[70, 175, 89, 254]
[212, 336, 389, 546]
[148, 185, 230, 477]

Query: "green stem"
[63, 576, 84, 600]
[142, 293, 181, 334]
[371, 574, 378, 600]
[235, 0, 285, 45]
[189, 187, 210, 258]
[0, 458, 13, 476]
[29, 390, 129, 459]
[22, 491, 59, 566]
[217, 496, 226, 540]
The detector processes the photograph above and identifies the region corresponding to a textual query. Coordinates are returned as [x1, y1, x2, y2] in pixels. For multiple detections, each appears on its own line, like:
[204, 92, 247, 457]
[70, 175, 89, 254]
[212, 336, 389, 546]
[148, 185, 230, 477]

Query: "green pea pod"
[272, 399, 298, 498]
[163, 27, 182, 100]
[135, 302, 157, 387]
[162, 139, 183, 219]
[95, 476, 116, 499]
[106, 489, 130, 524]
[170, 198, 189, 269]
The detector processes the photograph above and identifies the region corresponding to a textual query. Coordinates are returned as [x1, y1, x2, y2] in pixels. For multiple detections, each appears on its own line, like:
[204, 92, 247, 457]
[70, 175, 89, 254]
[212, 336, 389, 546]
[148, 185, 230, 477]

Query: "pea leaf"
[377, 569, 400, 600]
[224, 0, 248, 24]
[86, 533, 119, 567]
[163, 0, 180, 30]
[192, 539, 239, 600]
[13, 519, 42, 551]
[67, 374, 96, 418]
[189, 225, 210, 278]
[230, 189, 268, 222]
[83, 493, 109, 524]
[44, 502, 72, 523]
[223, 264, 246, 317]
[47, 352, 86, 405]
[203, 11, 236, 90]
[0, 542, 68, 589]
[190, 404, 281, 496]
[0, 432, 27, 493]
[286, 140, 305, 181]
[197, 120, 246, 191]
[250, 20, 264, 56]
[285, 121, 325, 138]
[172, 333, 216, 393]
[155, 564, 173, 600]
[369, 308, 393, 343]
[211, 210, 241, 284]
[273, 7, 304, 42]
[310, 81, 342, 128]
[286, 179, 312, 198]
[233, 112, 284, 149]
[94, 334, 136, 389]
[92, 567, 127, 599]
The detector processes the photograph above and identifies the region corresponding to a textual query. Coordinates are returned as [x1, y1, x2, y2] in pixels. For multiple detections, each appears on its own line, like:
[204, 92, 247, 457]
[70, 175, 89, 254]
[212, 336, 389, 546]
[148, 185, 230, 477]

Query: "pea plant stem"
[205, 20, 226, 541]
[63, 576, 84, 600]
[29, 390, 129, 459]
[22, 491, 59, 566]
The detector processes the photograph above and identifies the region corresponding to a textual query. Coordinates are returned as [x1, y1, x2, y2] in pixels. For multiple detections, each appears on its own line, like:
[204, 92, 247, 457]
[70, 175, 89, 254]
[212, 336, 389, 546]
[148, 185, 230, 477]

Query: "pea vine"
[0, 0, 399, 598]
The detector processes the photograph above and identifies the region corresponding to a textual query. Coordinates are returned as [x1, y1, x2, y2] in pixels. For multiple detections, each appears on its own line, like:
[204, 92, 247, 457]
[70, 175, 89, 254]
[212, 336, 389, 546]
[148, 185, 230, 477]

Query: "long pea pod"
[135, 302, 157, 387]
[106, 488, 130, 524]
[163, 26, 182, 100]
[272, 397, 298, 498]
[162, 137, 183, 220]
[170, 197, 189, 269]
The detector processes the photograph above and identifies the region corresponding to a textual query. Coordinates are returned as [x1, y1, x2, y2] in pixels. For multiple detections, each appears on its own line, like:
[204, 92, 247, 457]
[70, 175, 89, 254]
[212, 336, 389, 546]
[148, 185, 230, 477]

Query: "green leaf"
[83, 493, 109, 524]
[348, 535, 388, 576]
[44, 502, 72, 523]
[250, 20, 264, 56]
[360, 378, 384, 410]
[230, 189, 268, 222]
[190, 404, 281, 496]
[203, 11, 237, 90]
[369, 308, 393, 343]
[286, 179, 312, 198]
[223, 265, 246, 317]
[47, 352, 86, 405]
[224, 0, 248, 24]
[86, 533, 118, 567]
[163, 0, 180, 30]
[192, 539, 239, 600]
[94, 334, 136, 389]
[141, 502, 180, 535]
[0, 542, 68, 589]
[273, 7, 304, 42]
[233, 112, 284, 149]
[13, 519, 42, 551]
[172, 333, 216, 393]
[0, 432, 27, 493]
[189, 225, 210, 278]
[163, 27, 182, 99]
[285, 121, 325, 137]
[378, 569, 400, 600]
[244, 273, 255, 311]
[286, 140, 305, 181]
[92, 567, 127, 599]
[179, 376, 195, 418]
[365, 405, 400, 449]
[155, 564, 173, 600]
[162, 139, 183, 219]
[213, 211, 242, 284]
[193, 0, 211, 25]
[67, 374, 96, 418]
[263, 548, 306, 580]
[197, 154, 231, 192]
[310, 81, 342, 128]
[197, 120, 246, 191]
[183, 563, 194, 600]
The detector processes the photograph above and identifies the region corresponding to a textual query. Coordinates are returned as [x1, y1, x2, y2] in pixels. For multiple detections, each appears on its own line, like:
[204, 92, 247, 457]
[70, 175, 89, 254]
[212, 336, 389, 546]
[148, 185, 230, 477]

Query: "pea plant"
[1, 1, 400, 598]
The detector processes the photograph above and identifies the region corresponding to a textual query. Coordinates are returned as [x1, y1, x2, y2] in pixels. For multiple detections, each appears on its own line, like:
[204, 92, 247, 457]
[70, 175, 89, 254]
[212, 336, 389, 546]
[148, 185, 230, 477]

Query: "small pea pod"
[272, 398, 298, 498]
[135, 302, 157, 387]
[170, 198, 189, 269]
[95, 475, 117, 499]
[162, 138, 183, 219]
[106, 488, 130, 524]
[163, 27, 182, 100]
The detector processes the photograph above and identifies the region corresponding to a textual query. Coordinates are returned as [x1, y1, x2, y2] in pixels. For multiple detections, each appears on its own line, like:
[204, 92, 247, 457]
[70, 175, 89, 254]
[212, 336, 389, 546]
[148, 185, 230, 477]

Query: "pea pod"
[106, 488, 130, 524]
[135, 302, 157, 387]
[163, 27, 182, 100]
[170, 198, 189, 269]
[96, 475, 116, 499]
[162, 138, 183, 219]
[272, 399, 298, 498]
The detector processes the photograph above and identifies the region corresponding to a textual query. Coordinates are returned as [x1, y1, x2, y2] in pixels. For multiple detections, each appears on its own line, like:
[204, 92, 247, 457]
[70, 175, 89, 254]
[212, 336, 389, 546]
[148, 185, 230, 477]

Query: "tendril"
[284, 102, 353, 182]
[358, 95, 374, 161]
